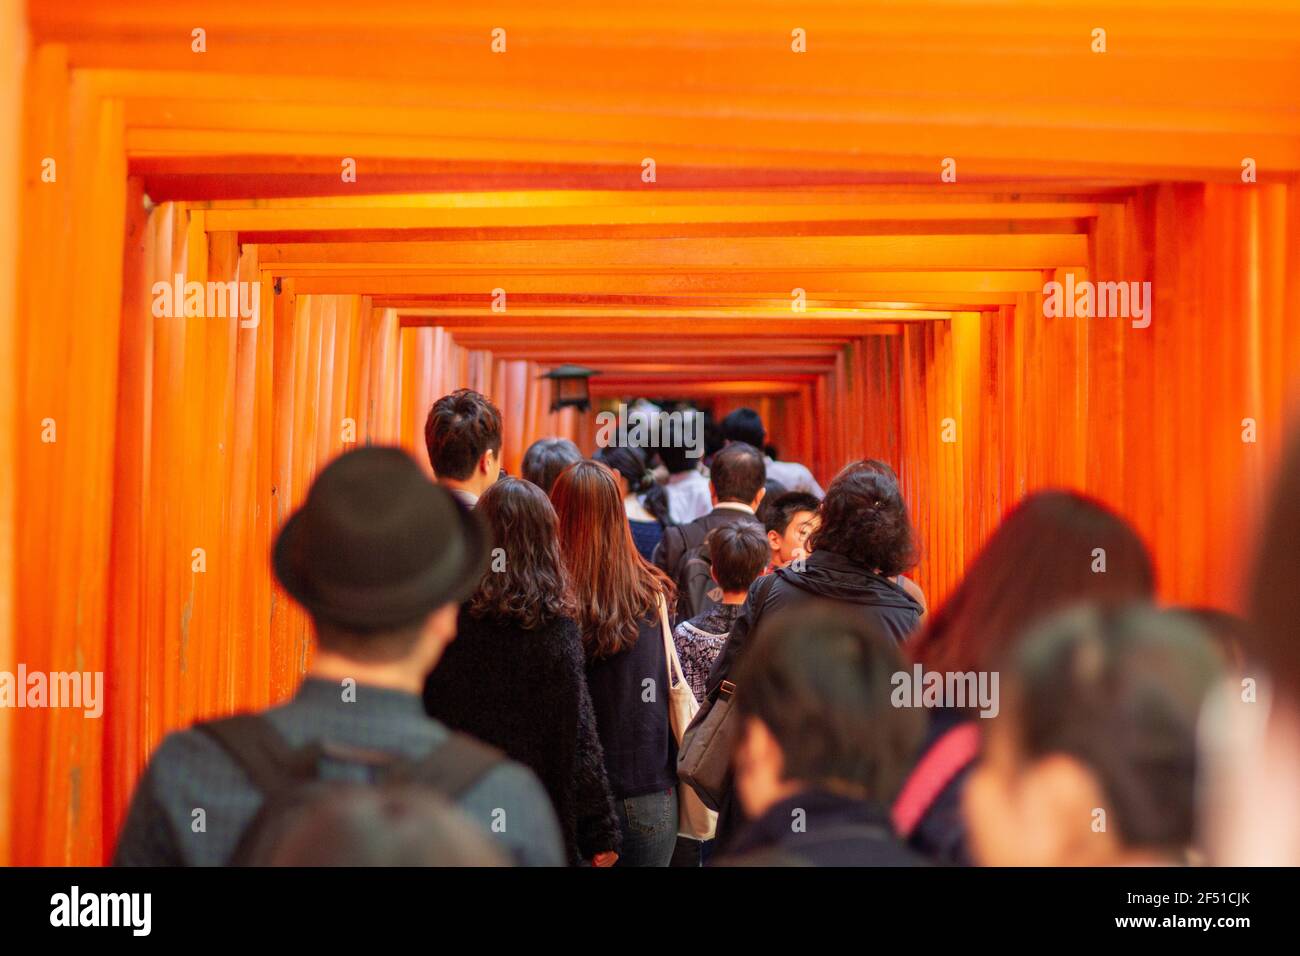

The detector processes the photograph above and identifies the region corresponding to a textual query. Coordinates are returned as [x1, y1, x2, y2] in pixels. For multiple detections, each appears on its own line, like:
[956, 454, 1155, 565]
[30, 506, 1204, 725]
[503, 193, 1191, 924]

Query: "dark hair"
[240, 783, 508, 866]
[734, 602, 923, 800]
[754, 479, 788, 524]
[1250, 429, 1300, 705]
[706, 522, 770, 593]
[520, 438, 582, 494]
[594, 445, 673, 526]
[709, 442, 766, 504]
[909, 490, 1156, 677]
[551, 460, 675, 658]
[807, 459, 915, 576]
[312, 616, 427, 663]
[764, 444, 779, 461]
[1003, 605, 1221, 852]
[763, 490, 821, 536]
[721, 407, 765, 448]
[467, 477, 574, 629]
[703, 418, 726, 461]
[655, 415, 698, 475]
[424, 389, 503, 481]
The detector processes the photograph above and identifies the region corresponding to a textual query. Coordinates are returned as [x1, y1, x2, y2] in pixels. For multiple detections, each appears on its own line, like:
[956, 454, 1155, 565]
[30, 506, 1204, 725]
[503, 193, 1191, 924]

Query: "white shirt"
[765, 457, 824, 497]
[664, 468, 713, 524]
[712, 501, 756, 515]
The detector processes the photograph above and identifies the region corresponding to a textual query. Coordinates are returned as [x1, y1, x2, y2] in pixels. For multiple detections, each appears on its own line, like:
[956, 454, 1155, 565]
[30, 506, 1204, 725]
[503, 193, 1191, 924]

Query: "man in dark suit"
[652, 441, 765, 622]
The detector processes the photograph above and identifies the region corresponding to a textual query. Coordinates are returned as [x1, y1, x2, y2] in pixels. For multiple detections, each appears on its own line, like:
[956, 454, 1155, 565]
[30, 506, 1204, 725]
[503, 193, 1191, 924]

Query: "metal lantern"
[541, 364, 599, 412]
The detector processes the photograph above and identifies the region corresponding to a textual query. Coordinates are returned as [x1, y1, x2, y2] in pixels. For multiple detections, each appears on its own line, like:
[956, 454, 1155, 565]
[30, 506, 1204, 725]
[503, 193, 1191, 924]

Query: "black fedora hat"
[273, 446, 489, 631]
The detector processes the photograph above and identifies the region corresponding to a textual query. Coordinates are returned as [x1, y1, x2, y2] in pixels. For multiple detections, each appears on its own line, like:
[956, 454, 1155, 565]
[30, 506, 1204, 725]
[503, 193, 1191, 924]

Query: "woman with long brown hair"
[551, 459, 680, 867]
[423, 477, 621, 866]
[897, 490, 1156, 865]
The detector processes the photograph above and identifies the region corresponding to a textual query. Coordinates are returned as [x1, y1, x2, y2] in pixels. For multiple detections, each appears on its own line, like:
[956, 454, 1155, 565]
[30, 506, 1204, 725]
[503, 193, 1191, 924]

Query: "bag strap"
[198, 714, 322, 796]
[393, 731, 506, 799]
[890, 722, 981, 839]
[658, 592, 686, 691]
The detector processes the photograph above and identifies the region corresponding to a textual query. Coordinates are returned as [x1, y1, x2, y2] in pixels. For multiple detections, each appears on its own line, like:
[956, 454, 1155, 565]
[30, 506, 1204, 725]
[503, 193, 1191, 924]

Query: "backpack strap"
[390, 731, 506, 799]
[197, 714, 322, 796]
[891, 722, 981, 839]
[200, 716, 504, 801]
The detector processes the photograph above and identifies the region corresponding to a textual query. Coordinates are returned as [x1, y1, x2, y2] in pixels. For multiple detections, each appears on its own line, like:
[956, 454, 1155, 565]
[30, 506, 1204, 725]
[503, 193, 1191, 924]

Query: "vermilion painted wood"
[8, 3, 1300, 866]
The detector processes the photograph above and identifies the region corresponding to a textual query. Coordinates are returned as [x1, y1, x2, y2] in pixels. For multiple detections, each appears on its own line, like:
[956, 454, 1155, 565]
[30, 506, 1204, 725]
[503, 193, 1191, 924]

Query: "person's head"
[550, 460, 675, 658]
[466, 477, 574, 630]
[754, 478, 787, 524]
[520, 437, 582, 495]
[241, 783, 509, 866]
[703, 417, 726, 466]
[596, 444, 673, 527]
[655, 415, 697, 476]
[721, 407, 766, 449]
[1203, 427, 1300, 866]
[1250, 430, 1300, 707]
[807, 459, 915, 575]
[423, 388, 503, 495]
[273, 447, 489, 689]
[964, 605, 1221, 867]
[594, 444, 651, 497]
[732, 603, 924, 820]
[709, 441, 766, 509]
[763, 491, 821, 567]
[909, 490, 1155, 678]
[706, 522, 770, 602]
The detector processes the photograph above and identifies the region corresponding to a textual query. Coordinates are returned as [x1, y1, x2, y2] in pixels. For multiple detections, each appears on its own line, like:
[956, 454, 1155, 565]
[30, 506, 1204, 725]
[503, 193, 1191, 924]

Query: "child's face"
[768, 510, 817, 566]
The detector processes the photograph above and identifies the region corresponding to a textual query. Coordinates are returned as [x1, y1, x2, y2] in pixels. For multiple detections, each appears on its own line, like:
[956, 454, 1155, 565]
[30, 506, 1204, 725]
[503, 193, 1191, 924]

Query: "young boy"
[672, 522, 770, 703]
[762, 490, 820, 571]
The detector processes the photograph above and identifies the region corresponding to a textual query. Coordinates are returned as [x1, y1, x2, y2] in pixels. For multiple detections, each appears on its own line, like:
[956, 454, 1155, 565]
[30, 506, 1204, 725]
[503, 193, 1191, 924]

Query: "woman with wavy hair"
[550, 459, 680, 867]
[422, 476, 620, 867]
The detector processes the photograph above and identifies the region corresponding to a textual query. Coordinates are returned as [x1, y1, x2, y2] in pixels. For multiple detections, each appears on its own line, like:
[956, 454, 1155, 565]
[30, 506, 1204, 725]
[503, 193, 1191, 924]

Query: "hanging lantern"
[541, 364, 600, 412]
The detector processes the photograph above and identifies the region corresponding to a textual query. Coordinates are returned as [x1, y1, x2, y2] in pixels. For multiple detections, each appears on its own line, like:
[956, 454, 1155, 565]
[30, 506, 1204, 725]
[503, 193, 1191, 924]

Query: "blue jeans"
[614, 788, 678, 867]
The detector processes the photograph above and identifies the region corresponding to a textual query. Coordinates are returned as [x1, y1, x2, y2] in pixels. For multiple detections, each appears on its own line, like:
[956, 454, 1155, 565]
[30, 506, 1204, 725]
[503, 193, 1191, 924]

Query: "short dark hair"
[706, 522, 770, 592]
[1005, 605, 1221, 852]
[734, 602, 923, 800]
[763, 490, 821, 536]
[808, 459, 916, 576]
[709, 442, 766, 503]
[424, 389, 502, 481]
[312, 616, 427, 663]
[721, 407, 765, 448]
[520, 438, 581, 494]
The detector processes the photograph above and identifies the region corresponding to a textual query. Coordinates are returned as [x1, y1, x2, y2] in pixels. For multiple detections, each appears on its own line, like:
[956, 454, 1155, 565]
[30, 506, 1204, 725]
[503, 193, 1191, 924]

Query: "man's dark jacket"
[718, 789, 927, 867]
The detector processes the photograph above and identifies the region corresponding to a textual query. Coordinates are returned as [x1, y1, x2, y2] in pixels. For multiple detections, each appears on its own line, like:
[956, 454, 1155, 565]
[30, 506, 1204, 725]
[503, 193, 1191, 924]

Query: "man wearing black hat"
[113, 447, 564, 866]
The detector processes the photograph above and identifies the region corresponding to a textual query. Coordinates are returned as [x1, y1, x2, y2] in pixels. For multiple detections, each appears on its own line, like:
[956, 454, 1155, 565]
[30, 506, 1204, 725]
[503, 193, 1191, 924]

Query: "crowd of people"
[112, 387, 1300, 868]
